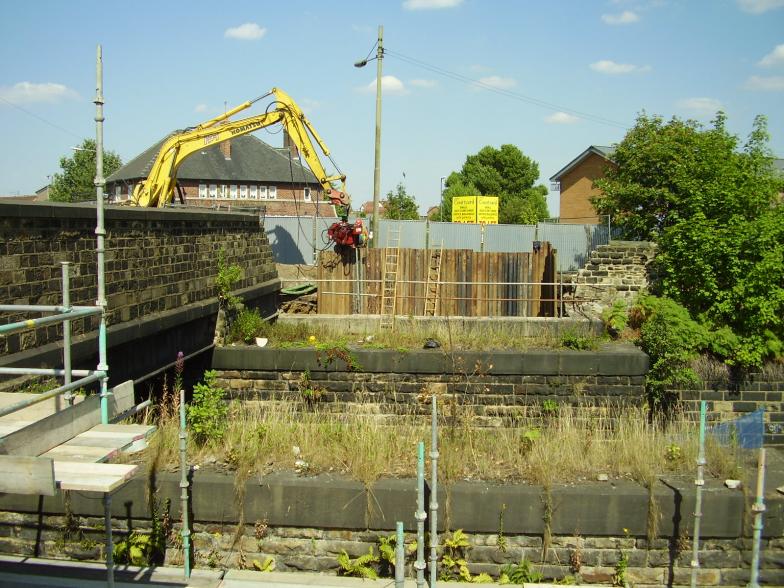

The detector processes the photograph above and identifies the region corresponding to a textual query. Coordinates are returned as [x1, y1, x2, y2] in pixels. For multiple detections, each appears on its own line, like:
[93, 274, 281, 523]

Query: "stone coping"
[0, 200, 260, 224]
[213, 344, 649, 376]
[1, 469, 778, 539]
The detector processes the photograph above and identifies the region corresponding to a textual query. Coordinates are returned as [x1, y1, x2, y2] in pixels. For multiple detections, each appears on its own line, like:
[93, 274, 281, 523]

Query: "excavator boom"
[131, 88, 349, 210]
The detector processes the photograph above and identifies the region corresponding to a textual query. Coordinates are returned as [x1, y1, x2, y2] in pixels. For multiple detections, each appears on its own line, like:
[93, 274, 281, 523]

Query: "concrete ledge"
[0, 470, 759, 539]
[212, 345, 649, 377]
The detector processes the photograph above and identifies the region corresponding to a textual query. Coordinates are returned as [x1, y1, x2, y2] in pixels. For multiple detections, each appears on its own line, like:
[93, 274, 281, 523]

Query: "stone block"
[447, 481, 544, 534]
[626, 567, 665, 585]
[670, 567, 722, 585]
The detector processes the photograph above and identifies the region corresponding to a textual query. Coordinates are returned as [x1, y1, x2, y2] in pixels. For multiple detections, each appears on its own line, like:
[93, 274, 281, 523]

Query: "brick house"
[550, 145, 616, 224]
[106, 134, 337, 217]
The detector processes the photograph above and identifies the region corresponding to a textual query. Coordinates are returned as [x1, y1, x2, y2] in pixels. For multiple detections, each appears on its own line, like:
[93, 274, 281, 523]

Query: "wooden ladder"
[423, 242, 444, 317]
[380, 227, 401, 330]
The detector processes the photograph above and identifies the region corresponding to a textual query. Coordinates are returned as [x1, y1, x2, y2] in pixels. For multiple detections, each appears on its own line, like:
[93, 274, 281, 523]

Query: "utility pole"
[372, 25, 384, 247]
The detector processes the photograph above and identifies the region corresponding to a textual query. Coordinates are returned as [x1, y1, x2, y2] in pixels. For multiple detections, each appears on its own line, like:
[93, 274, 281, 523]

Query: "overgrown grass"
[136, 400, 741, 486]
[225, 318, 601, 352]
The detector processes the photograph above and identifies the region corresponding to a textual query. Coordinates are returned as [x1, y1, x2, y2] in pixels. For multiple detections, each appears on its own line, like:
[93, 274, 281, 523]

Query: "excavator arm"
[131, 88, 349, 209]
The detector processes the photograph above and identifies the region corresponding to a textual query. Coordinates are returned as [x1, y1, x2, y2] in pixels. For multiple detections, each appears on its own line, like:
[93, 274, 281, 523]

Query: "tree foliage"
[595, 113, 784, 366]
[382, 182, 420, 220]
[442, 145, 549, 224]
[49, 139, 122, 202]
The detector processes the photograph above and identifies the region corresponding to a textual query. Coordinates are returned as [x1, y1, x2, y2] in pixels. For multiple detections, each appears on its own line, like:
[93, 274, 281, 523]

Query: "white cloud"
[224, 23, 267, 40]
[545, 112, 580, 124]
[589, 60, 651, 74]
[676, 97, 723, 113]
[478, 76, 517, 90]
[759, 44, 784, 67]
[410, 79, 437, 88]
[744, 75, 784, 90]
[194, 103, 208, 113]
[0, 81, 78, 104]
[403, 0, 462, 10]
[361, 75, 408, 95]
[737, 0, 784, 13]
[601, 10, 640, 24]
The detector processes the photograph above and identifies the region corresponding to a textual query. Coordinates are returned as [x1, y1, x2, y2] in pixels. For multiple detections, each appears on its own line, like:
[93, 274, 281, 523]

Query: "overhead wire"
[384, 49, 630, 130]
[0, 95, 84, 139]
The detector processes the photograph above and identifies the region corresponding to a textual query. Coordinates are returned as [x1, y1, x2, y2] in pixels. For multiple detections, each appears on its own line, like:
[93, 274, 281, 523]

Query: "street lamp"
[355, 25, 384, 247]
[440, 176, 446, 222]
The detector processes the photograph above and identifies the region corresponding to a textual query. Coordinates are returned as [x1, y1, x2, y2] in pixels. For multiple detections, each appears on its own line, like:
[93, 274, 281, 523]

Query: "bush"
[229, 308, 268, 343]
[187, 370, 228, 445]
[633, 296, 709, 410]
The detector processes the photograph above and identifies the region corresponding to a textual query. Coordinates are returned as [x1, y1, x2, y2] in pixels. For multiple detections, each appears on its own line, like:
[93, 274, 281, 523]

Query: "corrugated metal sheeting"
[265, 216, 610, 272]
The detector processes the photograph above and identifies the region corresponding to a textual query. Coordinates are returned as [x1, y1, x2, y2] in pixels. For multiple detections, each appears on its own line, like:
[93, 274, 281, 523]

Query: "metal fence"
[264, 216, 611, 272]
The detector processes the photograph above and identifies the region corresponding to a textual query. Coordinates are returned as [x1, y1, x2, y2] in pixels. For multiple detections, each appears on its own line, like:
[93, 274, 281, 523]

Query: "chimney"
[283, 130, 299, 160]
[220, 140, 231, 160]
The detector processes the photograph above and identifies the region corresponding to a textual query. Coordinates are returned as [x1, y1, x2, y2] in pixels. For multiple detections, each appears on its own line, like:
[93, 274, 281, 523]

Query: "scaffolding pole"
[94, 44, 111, 426]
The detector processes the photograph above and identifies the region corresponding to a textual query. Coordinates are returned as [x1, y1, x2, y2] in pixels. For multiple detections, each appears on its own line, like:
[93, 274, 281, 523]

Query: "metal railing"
[0, 263, 109, 423]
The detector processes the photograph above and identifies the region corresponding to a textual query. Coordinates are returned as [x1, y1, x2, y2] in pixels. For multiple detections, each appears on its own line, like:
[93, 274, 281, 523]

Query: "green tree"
[442, 145, 549, 224]
[382, 182, 420, 220]
[49, 139, 122, 202]
[594, 113, 784, 366]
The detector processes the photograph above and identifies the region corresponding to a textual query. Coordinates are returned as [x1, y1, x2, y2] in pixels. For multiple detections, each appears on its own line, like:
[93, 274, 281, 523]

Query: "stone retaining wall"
[211, 346, 649, 424]
[570, 241, 656, 318]
[0, 471, 780, 587]
[0, 201, 277, 356]
[676, 365, 784, 446]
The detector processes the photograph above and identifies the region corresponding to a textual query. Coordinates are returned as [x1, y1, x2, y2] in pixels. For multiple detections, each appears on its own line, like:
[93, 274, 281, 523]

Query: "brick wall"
[558, 152, 616, 224]
[560, 153, 612, 224]
[108, 179, 337, 217]
[0, 201, 277, 356]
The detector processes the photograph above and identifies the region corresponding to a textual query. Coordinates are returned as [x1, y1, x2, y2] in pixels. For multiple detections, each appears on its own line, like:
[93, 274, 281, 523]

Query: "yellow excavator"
[131, 87, 348, 208]
[130, 88, 366, 248]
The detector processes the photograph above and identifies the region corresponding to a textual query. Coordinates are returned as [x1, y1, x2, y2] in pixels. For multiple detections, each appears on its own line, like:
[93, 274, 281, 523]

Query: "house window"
[230, 184, 238, 199]
[259, 186, 268, 200]
[268, 186, 277, 200]
[115, 185, 122, 201]
[199, 183, 207, 198]
[209, 184, 217, 198]
[220, 185, 228, 199]
[250, 185, 258, 200]
[240, 185, 248, 199]
[304, 187, 312, 202]
[127, 183, 133, 199]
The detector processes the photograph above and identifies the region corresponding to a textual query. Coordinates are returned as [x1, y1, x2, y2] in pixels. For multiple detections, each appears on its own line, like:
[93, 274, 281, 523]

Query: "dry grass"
[135, 399, 743, 486]
[234, 318, 597, 352]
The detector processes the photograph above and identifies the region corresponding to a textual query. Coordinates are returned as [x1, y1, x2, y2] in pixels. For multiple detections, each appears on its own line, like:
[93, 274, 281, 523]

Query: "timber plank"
[0, 381, 134, 457]
[42, 445, 117, 463]
[0, 455, 55, 496]
[54, 461, 138, 493]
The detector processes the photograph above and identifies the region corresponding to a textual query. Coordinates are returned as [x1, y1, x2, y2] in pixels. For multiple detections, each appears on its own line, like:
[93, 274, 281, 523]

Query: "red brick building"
[550, 145, 616, 224]
[106, 134, 337, 217]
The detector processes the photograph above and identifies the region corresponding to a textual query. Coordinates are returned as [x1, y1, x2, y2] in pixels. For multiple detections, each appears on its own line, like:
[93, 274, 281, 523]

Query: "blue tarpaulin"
[710, 408, 764, 449]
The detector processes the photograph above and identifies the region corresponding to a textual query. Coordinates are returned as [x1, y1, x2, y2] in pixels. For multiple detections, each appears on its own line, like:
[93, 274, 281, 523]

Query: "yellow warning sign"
[451, 196, 477, 223]
[476, 196, 499, 224]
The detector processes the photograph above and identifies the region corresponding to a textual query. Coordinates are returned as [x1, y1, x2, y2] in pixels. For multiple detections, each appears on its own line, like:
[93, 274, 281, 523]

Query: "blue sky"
[1, 0, 783, 216]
